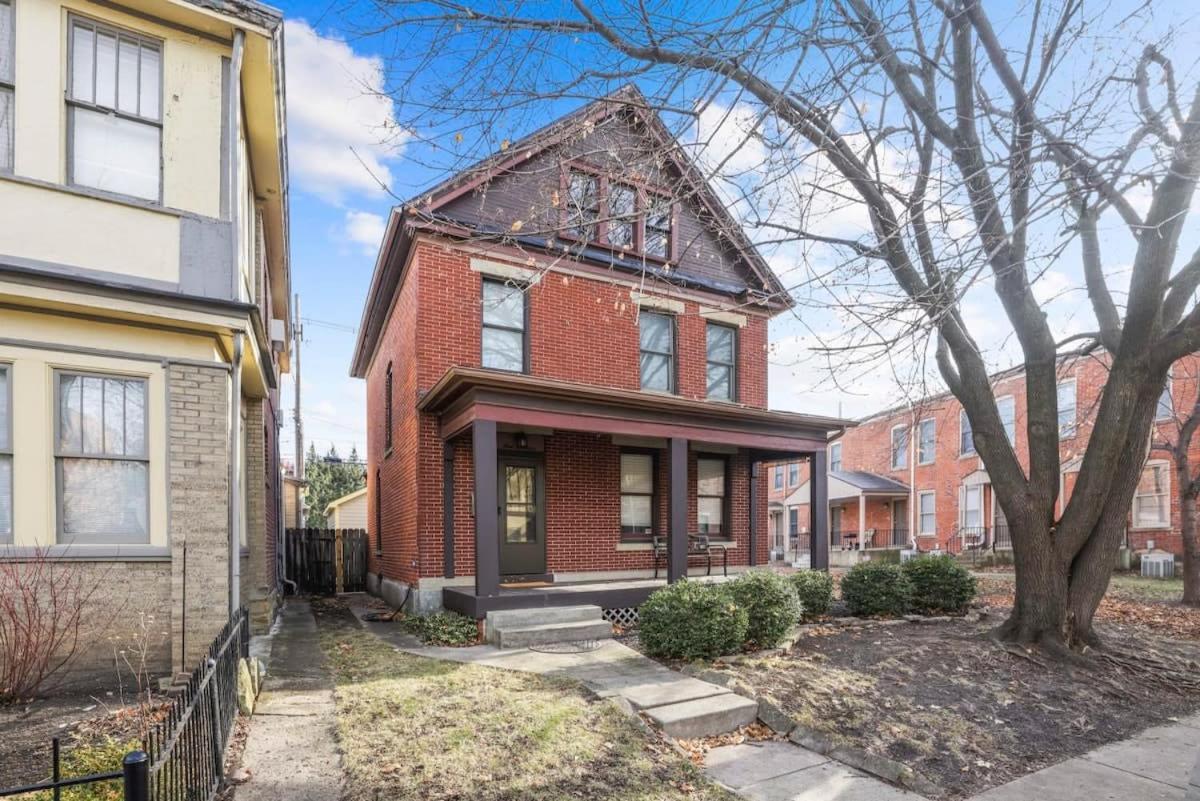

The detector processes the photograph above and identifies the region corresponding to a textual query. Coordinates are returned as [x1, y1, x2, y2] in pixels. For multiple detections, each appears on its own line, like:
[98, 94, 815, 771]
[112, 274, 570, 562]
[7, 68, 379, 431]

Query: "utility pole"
[293, 293, 305, 527]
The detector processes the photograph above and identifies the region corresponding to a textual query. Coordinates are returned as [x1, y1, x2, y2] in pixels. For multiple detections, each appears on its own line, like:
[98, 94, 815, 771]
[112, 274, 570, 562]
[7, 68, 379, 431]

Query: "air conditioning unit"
[1141, 553, 1176, 579]
[900, 549, 918, 563]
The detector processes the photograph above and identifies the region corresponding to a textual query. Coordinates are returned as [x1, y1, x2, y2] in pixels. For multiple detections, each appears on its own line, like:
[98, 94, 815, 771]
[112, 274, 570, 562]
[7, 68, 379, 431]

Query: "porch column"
[748, 460, 759, 567]
[858, 494, 867, 551]
[443, 441, 455, 579]
[810, 450, 829, 570]
[667, 437, 688, 582]
[473, 420, 500, 597]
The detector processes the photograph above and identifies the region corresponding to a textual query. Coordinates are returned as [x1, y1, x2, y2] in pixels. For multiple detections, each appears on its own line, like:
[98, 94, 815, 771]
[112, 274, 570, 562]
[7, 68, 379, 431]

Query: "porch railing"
[832, 528, 910, 550]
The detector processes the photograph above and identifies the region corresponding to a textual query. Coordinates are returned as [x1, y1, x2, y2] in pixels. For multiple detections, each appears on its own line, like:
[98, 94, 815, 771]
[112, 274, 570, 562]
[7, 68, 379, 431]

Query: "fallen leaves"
[675, 722, 780, 765]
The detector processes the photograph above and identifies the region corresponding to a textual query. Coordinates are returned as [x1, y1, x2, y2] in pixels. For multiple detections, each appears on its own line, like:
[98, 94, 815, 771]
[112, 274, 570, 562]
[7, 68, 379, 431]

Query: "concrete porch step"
[494, 619, 614, 649]
[484, 604, 604, 641]
[644, 693, 759, 739]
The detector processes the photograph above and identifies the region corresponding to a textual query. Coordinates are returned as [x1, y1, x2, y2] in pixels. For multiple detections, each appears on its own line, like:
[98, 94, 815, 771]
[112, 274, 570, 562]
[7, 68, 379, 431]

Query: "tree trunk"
[1182, 487, 1200, 606]
[994, 515, 1071, 648]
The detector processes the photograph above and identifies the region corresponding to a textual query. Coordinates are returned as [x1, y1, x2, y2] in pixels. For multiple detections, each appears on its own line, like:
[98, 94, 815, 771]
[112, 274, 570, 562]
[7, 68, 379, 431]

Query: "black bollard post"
[122, 750, 150, 801]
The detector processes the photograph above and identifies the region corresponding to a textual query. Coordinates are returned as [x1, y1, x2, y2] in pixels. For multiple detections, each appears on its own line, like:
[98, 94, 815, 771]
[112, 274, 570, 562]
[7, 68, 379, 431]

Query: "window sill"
[0, 544, 170, 561]
[1130, 524, 1172, 531]
[616, 542, 654, 551]
[0, 172, 186, 218]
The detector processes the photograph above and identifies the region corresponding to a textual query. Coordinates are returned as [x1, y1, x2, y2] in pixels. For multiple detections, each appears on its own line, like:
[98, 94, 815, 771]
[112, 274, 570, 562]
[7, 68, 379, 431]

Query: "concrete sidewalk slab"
[705, 742, 829, 789]
[736, 760, 919, 801]
[1085, 722, 1199, 790]
[236, 600, 343, 801]
[620, 677, 731, 710]
[971, 757, 1180, 801]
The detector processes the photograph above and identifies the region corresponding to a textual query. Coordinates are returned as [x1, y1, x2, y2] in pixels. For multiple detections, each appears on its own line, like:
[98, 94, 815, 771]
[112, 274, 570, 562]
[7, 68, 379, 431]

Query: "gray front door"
[498, 456, 546, 577]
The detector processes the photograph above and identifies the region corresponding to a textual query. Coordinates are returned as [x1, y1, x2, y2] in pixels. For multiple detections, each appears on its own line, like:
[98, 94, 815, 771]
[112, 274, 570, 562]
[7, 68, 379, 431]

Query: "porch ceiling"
[419, 367, 851, 452]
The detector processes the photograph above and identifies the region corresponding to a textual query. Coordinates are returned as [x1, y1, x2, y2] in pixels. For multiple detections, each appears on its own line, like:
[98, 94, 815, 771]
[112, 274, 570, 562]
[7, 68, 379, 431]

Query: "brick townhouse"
[350, 87, 850, 624]
[771, 351, 1200, 564]
[0, 0, 291, 683]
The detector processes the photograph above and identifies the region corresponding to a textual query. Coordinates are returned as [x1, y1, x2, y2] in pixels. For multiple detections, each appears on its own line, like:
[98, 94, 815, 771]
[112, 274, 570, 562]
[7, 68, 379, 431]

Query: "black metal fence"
[0, 607, 249, 801]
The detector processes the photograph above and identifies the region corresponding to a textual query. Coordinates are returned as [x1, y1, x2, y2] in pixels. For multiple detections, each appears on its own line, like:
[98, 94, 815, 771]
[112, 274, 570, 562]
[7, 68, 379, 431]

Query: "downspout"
[229, 333, 244, 616]
[228, 29, 245, 300]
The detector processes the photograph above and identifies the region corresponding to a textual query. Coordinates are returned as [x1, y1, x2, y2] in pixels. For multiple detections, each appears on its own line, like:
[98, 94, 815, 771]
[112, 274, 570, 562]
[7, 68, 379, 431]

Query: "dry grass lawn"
[317, 609, 735, 801]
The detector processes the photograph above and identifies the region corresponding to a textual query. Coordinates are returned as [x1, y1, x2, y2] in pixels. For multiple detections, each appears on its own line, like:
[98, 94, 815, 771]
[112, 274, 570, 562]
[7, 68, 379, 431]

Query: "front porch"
[443, 573, 733, 618]
[420, 368, 849, 617]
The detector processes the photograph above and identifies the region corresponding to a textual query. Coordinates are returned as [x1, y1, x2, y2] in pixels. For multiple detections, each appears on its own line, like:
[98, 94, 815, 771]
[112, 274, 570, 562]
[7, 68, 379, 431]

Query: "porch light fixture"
[516, 433, 528, 449]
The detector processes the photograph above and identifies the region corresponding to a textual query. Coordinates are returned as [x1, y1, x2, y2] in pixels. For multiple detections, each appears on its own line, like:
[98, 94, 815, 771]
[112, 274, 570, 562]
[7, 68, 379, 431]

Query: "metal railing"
[832, 528, 910, 550]
[0, 607, 249, 801]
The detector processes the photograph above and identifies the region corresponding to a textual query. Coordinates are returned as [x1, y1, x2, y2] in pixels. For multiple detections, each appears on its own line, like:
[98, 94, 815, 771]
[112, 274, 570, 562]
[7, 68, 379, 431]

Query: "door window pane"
[504, 466, 536, 543]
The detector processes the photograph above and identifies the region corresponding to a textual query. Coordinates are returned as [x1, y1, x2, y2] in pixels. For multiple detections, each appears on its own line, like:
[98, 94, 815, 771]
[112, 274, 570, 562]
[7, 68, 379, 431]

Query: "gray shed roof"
[831, 470, 910, 493]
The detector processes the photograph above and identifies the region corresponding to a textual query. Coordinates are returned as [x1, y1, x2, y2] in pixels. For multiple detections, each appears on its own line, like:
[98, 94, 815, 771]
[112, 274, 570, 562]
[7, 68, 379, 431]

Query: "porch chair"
[651, 533, 730, 579]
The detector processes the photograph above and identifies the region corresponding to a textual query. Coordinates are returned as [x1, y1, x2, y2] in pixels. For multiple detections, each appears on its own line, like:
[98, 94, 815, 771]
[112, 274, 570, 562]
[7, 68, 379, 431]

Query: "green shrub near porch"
[639, 581, 748, 660]
[403, 611, 479, 646]
[788, 570, 834, 620]
[726, 571, 802, 648]
[841, 562, 913, 617]
[902, 554, 977, 614]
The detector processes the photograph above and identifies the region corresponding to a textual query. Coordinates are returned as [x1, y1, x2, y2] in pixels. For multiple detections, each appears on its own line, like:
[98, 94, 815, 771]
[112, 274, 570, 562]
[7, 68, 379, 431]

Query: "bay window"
[619, 451, 656, 539]
[56, 372, 149, 544]
[697, 456, 728, 537]
[68, 17, 162, 201]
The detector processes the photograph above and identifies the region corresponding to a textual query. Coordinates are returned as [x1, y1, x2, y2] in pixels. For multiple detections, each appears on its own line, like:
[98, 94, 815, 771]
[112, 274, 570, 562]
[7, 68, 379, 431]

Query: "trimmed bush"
[404, 611, 479, 646]
[841, 562, 913, 617]
[726, 571, 802, 648]
[639, 581, 748, 660]
[902, 554, 977, 614]
[789, 570, 834, 620]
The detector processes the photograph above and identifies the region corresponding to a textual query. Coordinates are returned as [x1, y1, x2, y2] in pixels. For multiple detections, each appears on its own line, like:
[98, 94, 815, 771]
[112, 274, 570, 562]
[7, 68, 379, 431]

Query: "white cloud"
[284, 20, 406, 201]
[343, 210, 386, 255]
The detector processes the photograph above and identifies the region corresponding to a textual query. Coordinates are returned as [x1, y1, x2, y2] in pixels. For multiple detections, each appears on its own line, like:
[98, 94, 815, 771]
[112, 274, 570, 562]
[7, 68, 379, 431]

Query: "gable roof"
[350, 86, 792, 378]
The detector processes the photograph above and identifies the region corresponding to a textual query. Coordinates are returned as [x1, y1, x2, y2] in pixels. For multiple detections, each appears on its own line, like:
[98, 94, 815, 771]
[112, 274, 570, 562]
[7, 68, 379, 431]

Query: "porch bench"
[651, 534, 729, 579]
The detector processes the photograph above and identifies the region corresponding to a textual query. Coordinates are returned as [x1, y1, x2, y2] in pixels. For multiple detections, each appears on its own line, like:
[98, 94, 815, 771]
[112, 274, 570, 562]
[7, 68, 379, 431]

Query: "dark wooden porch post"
[748, 459, 759, 567]
[667, 437, 688, 582]
[810, 449, 829, 570]
[443, 440, 455, 579]
[473, 420, 499, 597]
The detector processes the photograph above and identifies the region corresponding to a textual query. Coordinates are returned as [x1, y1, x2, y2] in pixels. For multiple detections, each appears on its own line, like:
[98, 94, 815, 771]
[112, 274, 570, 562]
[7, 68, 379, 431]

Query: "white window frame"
[788, 461, 799, 486]
[1057, 379, 1077, 438]
[996, 394, 1016, 445]
[1132, 460, 1171, 530]
[829, 442, 842, 472]
[1156, 374, 1174, 422]
[0, 0, 14, 173]
[917, 418, 935, 465]
[890, 424, 908, 470]
[54, 369, 150, 544]
[961, 484, 983, 529]
[66, 14, 164, 202]
[917, 490, 936, 535]
[480, 278, 527, 373]
[0, 363, 11, 543]
[959, 409, 976, 456]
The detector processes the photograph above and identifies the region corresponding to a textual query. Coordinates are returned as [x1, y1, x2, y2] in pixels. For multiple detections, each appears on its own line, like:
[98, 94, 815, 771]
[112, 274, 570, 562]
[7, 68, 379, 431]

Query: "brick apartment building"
[350, 87, 849, 617]
[768, 352, 1199, 564]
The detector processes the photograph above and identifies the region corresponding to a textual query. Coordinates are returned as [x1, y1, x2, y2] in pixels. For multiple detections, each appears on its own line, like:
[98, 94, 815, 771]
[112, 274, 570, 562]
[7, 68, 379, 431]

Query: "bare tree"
[1152, 358, 1200, 605]
[359, 0, 1200, 655]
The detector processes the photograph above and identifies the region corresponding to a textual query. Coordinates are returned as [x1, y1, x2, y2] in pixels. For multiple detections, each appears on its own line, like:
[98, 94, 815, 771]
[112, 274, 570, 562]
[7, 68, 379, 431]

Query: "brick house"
[350, 88, 849, 619]
[776, 351, 1200, 563]
[0, 0, 290, 683]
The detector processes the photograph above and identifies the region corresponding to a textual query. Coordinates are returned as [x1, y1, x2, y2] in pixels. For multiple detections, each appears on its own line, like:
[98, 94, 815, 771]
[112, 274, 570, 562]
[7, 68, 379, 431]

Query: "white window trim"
[958, 408, 976, 458]
[917, 417, 936, 465]
[1057, 379, 1077, 438]
[961, 484, 983, 529]
[829, 442, 842, 472]
[917, 490, 936, 535]
[1131, 459, 1171, 530]
[890, 423, 908, 470]
[996, 394, 1016, 446]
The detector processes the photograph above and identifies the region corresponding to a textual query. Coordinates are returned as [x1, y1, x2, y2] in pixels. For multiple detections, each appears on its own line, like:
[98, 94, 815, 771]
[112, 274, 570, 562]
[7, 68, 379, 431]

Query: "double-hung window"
[645, 193, 672, 258]
[773, 466, 783, 490]
[697, 456, 728, 537]
[607, 183, 637, 249]
[918, 491, 936, 535]
[384, 362, 393, 453]
[1133, 462, 1169, 528]
[962, 485, 982, 529]
[639, 311, 675, 392]
[829, 442, 842, 472]
[0, 0, 13, 172]
[917, 419, 935, 465]
[481, 279, 527, 372]
[997, 395, 1016, 445]
[1157, 375, 1173, 421]
[890, 425, 908, 470]
[1057, 380, 1076, 437]
[0, 365, 10, 542]
[68, 17, 162, 201]
[56, 372, 149, 543]
[959, 409, 975, 456]
[619, 451, 656, 539]
[788, 462, 799, 486]
[566, 170, 600, 241]
[705, 323, 736, 400]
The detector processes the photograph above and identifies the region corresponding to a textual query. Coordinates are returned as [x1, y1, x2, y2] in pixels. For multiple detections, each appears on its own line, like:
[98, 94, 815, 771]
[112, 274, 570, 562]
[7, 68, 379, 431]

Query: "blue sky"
[276, 0, 1200, 466]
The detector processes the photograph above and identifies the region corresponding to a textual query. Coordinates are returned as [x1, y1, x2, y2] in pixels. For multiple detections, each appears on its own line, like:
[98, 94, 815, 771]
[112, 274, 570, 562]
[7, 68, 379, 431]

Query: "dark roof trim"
[830, 470, 910, 493]
[408, 85, 791, 306]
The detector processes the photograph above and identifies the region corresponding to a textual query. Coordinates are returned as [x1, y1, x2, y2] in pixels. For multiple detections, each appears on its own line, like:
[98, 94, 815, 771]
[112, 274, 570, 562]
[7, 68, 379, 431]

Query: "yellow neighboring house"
[0, 0, 290, 682]
[325, 487, 367, 530]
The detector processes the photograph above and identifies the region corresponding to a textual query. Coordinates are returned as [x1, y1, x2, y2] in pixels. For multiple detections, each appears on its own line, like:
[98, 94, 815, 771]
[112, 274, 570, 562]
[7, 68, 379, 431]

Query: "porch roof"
[418, 367, 853, 453]
[788, 470, 909, 504]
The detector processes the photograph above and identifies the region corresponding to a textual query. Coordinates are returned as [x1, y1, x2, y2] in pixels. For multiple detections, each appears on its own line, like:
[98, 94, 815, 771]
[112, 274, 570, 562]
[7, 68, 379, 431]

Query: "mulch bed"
[719, 612, 1200, 799]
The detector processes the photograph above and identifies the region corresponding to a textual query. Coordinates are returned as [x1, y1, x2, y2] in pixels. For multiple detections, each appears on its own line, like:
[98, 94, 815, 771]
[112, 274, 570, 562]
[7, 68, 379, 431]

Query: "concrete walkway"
[236, 600, 343, 801]
[971, 715, 1200, 801]
[354, 606, 916, 800]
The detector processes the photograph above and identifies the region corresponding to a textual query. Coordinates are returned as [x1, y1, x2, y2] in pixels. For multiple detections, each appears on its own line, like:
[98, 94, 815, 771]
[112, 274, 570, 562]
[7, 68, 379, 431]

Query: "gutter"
[229, 332, 244, 614]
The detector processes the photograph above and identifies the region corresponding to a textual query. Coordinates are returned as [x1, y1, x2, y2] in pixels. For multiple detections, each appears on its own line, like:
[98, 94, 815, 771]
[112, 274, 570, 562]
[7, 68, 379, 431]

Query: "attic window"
[561, 164, 673, 260]
[566, 171, 600, 241]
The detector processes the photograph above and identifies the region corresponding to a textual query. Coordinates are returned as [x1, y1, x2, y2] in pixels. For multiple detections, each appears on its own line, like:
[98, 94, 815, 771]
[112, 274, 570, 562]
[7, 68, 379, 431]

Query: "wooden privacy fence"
[286, 528, 368, 594]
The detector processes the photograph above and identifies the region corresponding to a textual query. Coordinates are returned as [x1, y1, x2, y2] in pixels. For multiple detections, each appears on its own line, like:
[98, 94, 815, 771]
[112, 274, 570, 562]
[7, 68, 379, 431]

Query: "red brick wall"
[367, 240, 773, 588]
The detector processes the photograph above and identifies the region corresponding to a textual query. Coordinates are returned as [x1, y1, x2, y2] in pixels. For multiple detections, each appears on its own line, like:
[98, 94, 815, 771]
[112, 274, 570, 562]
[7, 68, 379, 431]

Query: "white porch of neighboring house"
[791, 470, 910, 566]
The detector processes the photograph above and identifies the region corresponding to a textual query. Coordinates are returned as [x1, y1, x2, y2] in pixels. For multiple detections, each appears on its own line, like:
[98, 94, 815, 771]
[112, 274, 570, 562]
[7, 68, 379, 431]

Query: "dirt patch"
[721, 615, 1200, 798]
